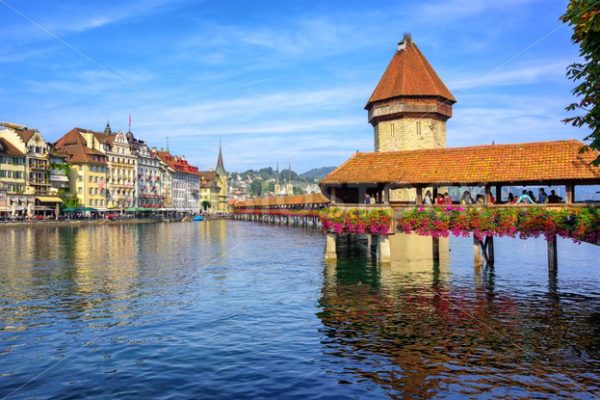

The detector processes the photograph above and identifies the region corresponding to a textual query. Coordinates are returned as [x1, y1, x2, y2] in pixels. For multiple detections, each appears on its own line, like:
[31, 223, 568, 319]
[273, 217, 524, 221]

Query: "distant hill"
[300, 166, 336, 180]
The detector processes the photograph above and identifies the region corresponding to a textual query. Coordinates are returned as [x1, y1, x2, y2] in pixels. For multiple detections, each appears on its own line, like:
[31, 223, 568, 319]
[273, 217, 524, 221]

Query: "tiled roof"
[156, 151, 200, 176]
[366, 36, 455, 109]
[0, 138, 25, 157]
[0, 123, 39, 144]
[321, 140, 600, 186]
[199, 170, 217, 187]
[54, 128, 107, 165]
[234, 193, 329, 208]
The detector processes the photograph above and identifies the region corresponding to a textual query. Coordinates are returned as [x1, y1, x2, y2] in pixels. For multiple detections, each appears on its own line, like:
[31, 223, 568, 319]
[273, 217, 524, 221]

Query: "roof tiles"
[321, 140, 600, 186]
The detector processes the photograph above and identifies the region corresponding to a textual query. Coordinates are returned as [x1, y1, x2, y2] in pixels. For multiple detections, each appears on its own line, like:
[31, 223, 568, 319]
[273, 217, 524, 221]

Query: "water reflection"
[319, 233, 600, 398]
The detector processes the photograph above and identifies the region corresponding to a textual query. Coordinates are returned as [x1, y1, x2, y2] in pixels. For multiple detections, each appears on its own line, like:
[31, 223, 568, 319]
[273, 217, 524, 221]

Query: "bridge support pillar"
[377, 235, 391, 264]
[325, 233, 337, 260]
[547, 236, 557, 272]
[432, 237, 440, 264]
[473, 236, 483, 267]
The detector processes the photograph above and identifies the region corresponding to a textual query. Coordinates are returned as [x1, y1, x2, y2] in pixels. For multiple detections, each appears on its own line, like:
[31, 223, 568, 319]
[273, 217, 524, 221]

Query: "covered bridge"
[320, 140, 600, 205]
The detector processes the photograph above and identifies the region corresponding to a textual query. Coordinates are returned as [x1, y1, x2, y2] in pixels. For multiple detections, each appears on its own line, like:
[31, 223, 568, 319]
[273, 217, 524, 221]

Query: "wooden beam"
[548, 236, 557, 272]
[416, 187, 423, 204]
[484, 185, 491, 204]
[495, 185, 502, 204]
[565, 184, 574, 204]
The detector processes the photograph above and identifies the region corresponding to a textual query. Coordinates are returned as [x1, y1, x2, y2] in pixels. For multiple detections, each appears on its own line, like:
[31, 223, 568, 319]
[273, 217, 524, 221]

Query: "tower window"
[390, 123, 395, 137]
[416, 121, 422, 135]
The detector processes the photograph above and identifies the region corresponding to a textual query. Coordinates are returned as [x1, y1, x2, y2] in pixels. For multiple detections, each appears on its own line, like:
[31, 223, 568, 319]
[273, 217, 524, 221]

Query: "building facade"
[127, 133, 164, 208]
[156, 151, 200, 211]
[54, 128, 109, 208]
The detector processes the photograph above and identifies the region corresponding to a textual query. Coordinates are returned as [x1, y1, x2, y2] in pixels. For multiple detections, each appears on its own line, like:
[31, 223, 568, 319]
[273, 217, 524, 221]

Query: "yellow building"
[199, 143, 229, 213]
[54, 128, 108, 208]
[76, 125, 137, 209]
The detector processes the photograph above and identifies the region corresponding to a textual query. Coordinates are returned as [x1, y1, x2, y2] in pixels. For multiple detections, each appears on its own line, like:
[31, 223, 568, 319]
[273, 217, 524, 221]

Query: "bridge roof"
[235, 193, 329, 208]
[321, 140, 600, 187]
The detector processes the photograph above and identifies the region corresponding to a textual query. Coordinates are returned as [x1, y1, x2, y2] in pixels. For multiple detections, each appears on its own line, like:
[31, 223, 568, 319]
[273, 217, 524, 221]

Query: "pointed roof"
[216, 141, 226, 175]
[54, 128, 107, 165]
[104, 121, 112, 134]
[366, 34, 456, 109]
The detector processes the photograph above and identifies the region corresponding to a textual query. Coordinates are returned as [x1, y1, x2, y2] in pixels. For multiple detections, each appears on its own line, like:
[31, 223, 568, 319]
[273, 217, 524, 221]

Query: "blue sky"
[0, 0, 586, 172]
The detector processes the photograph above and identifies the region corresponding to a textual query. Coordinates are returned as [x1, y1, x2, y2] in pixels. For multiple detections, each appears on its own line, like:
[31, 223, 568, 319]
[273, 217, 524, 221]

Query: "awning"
[36, 196, 63, 203]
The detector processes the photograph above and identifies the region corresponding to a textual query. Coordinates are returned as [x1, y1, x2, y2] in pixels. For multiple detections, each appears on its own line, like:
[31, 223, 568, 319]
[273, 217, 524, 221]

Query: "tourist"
[517, 190, 534, 204]
[538, 188, 549, 204]
[423, 190, 433, 205]
[548, 190, 563, 203]
[364, 194, 371, 204]
[528, 190, 537, 203]
[508, 192, 515, 203]
[475, 194, 484, 204]
[443, 193, 452, 204]
[435, 193, 444, 205]
[460, 191, 474, 205]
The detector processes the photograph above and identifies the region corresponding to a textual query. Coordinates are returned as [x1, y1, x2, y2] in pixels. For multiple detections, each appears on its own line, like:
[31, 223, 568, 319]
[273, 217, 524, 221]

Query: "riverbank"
[0, 215, 228, 228]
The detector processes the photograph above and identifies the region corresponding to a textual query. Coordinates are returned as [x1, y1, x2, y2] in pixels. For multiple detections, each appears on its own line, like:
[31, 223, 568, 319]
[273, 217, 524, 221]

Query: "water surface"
[0, 221, 599, 399]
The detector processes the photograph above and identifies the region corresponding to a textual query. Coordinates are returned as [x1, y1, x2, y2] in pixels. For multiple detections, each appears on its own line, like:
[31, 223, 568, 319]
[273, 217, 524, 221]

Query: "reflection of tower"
[285, 161, 293, 195]
[366, 34, 456, 201]
[274, 161, 281, 195]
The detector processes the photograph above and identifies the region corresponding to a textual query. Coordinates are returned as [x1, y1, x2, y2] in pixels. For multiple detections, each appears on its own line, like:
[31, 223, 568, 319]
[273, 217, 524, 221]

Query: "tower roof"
[366, 34, 456, 109]
[215, 141, 226, 175]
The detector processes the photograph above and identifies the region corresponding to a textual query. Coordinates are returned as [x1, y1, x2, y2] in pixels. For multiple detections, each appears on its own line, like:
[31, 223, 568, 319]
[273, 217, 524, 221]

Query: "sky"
[0, 0, 587, 173]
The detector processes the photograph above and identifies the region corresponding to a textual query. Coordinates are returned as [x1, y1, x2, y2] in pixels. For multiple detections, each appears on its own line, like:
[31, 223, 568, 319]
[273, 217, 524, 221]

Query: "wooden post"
[495, 185, 502, 204]
[377, 235, 391, 264]
[383, 185, 390, 205]
[432, 237, 440, 263]
[565, 184, 574, 204]
[547, 235, 557, 272]
[486, 236, 494, 265]
[325, 233, 337, 260]
[473, 235, 482, 267]
[416, 187, 423, 204]
[331, 186, 337, 204]
[484, 185, 491, 204]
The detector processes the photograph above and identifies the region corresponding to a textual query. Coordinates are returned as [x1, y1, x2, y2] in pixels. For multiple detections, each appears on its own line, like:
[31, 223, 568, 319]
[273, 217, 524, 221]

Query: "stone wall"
[374, 117, 447, 152]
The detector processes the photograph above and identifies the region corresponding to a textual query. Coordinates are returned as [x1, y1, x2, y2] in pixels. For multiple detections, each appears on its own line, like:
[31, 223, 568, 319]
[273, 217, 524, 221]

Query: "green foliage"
[201, 200, 211, 210]
[561, 0, 600, 164]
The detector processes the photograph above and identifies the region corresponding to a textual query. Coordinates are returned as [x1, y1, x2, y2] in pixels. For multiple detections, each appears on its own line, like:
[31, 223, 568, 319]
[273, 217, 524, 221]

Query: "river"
[0, 221, 598, 399]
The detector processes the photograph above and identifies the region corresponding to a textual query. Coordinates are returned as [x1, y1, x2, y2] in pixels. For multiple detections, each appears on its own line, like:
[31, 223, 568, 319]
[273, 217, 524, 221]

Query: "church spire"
[215, 141, 226, 175]
[104, 120, 112, 134]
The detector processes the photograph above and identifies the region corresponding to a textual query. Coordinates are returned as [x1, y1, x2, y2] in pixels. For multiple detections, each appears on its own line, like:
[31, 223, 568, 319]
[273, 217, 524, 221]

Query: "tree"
[561, 0, 600, 164]
[201, 200, 211, 211]
[249, 180, 263, 197]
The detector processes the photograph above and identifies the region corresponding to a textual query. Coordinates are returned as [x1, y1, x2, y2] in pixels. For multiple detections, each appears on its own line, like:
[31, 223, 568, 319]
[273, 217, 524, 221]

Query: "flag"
[128, 114, 132, 130]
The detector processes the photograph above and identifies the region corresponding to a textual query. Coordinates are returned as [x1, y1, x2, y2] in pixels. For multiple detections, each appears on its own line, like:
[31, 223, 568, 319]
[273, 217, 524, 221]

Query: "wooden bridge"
[232, 193, 329, 227]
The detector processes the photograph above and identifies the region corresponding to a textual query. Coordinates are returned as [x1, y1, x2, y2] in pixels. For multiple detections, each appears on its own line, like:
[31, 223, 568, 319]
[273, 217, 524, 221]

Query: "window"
[416, 121, 422, 136]
[390, 123, 395, 137]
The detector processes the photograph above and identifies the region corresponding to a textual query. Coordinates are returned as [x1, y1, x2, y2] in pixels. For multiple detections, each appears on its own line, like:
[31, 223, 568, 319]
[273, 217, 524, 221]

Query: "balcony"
[29, 163, 50, 171]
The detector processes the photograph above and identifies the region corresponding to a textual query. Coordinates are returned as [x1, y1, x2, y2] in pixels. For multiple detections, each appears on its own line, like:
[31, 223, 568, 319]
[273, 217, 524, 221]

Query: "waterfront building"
[0, 122, 65, 213]
[54, 128, 108, 208]
[199, 170, 218, 212]
[79, 124, 137, 209]
[48, 148, 71, 201]
[152, 148, 173, 208]
[0, 137, 26, 213]
[126, 132, 164, 208]
[155, 150, 200, 211]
